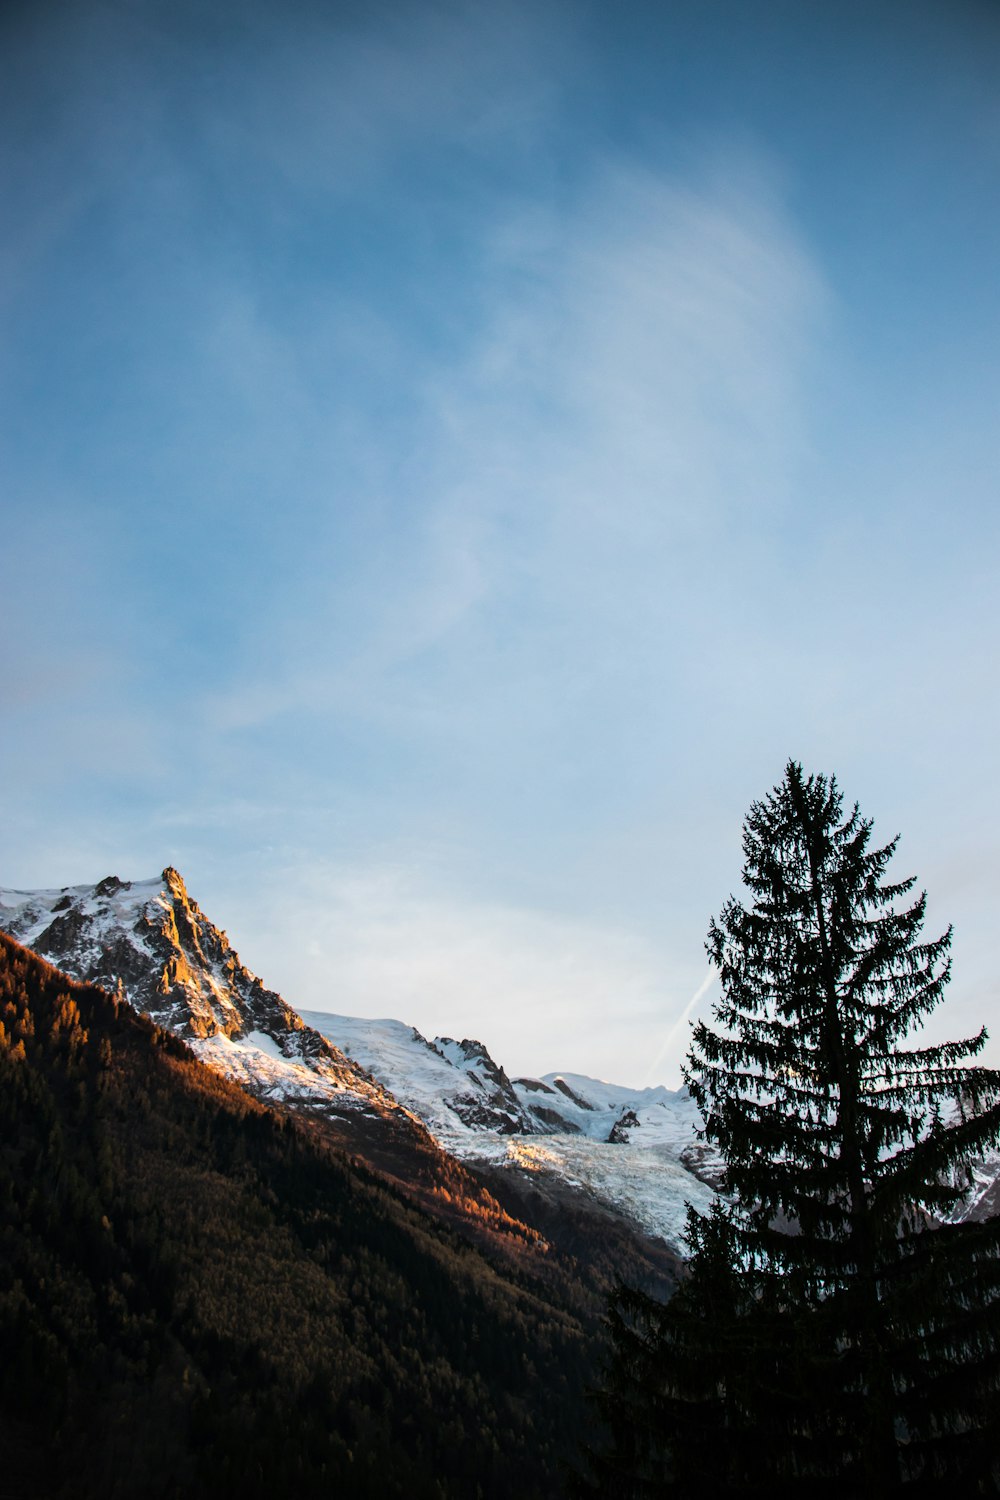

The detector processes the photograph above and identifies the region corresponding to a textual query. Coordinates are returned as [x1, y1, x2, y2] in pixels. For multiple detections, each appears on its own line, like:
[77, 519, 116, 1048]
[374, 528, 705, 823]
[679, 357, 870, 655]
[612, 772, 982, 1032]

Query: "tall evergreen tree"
[578, 761, 1000, 1496]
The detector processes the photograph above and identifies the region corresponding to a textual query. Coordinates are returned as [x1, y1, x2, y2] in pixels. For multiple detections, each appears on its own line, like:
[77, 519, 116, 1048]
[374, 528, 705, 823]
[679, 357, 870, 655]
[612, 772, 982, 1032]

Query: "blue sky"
[2, 0, 999, 1085]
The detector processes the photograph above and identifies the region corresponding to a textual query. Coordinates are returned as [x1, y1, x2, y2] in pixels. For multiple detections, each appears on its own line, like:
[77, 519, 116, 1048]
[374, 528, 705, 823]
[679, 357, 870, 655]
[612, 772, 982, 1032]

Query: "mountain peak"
[0, 871, 411, 1129]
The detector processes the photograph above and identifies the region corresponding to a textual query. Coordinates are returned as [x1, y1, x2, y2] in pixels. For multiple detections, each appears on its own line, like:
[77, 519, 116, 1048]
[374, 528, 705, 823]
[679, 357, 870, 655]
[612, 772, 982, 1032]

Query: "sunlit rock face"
[0, 870, 398, 1120]
[1, 868, 254, 1037]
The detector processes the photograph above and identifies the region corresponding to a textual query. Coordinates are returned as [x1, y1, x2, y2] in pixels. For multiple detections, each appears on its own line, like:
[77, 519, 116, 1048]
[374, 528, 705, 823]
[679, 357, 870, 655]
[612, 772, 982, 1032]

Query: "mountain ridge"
[0, 869, 701, 1270]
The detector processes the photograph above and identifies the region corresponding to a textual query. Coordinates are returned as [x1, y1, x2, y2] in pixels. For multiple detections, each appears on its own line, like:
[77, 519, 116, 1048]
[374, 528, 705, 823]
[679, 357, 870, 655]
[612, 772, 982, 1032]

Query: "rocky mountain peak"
[0, 872, 409, 1129]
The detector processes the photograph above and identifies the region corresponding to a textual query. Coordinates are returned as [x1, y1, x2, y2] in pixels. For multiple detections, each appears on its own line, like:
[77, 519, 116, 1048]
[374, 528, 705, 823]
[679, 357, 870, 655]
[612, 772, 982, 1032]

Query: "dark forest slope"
[0, 932, 598, 1499]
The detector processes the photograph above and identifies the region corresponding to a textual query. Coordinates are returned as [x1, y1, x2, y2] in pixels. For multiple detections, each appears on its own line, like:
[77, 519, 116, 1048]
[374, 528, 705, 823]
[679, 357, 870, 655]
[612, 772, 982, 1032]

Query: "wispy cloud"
[198, 145, 827, 743]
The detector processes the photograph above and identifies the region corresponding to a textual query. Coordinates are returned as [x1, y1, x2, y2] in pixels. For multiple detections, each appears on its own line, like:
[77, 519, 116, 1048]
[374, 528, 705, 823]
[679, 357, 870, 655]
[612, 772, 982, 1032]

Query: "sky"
[2, 0, 999, 1087]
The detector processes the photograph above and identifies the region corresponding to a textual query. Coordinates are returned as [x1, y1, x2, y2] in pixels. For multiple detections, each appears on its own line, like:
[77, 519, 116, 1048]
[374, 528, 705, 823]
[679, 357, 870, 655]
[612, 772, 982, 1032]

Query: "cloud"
[461, 151, 824, 527]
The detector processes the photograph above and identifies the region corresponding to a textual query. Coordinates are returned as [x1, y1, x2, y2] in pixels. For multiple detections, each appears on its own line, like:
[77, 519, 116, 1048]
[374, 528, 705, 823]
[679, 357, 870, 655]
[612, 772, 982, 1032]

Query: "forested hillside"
[0, 931, 601, 1499]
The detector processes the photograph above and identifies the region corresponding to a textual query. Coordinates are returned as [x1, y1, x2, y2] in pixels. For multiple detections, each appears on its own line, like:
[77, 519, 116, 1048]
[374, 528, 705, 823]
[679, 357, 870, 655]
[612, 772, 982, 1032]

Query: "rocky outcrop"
[432, 1035, 539, 1134]
[608, 1108, 640, 1144]
[0, 870, 402, 1120]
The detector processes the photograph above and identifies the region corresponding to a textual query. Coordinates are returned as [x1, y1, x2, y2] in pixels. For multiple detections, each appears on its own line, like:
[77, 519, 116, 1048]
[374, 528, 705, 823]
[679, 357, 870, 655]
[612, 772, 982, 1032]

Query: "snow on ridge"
[504, 1069, 698, 1147]
[300, 1010, 704, 1153]
[189, 1031, 387, 1115]
[542, 1071, 686, 1109]
[301, 1011, 534, 1142]
[300, 1008, 713, 1245]
[0, 874, 169, 953]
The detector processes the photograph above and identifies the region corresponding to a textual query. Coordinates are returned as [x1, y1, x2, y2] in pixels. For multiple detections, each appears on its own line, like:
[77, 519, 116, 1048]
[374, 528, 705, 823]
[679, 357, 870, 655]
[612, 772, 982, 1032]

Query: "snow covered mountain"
[0, 869, 405, 1125]
[0, 869, 714, 1248]
[302, 1012, 718, 1245]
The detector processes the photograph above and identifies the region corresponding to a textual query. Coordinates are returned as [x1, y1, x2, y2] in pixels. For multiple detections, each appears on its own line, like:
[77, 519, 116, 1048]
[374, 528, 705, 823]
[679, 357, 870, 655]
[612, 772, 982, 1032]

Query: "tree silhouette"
[579, 761, 1000, 1495]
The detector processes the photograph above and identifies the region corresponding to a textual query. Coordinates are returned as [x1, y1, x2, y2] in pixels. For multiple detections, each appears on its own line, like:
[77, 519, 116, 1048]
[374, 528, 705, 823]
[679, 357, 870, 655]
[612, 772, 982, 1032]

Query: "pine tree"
[578, 761, 1000, 1496]
[690, 760, 1000, 1489]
